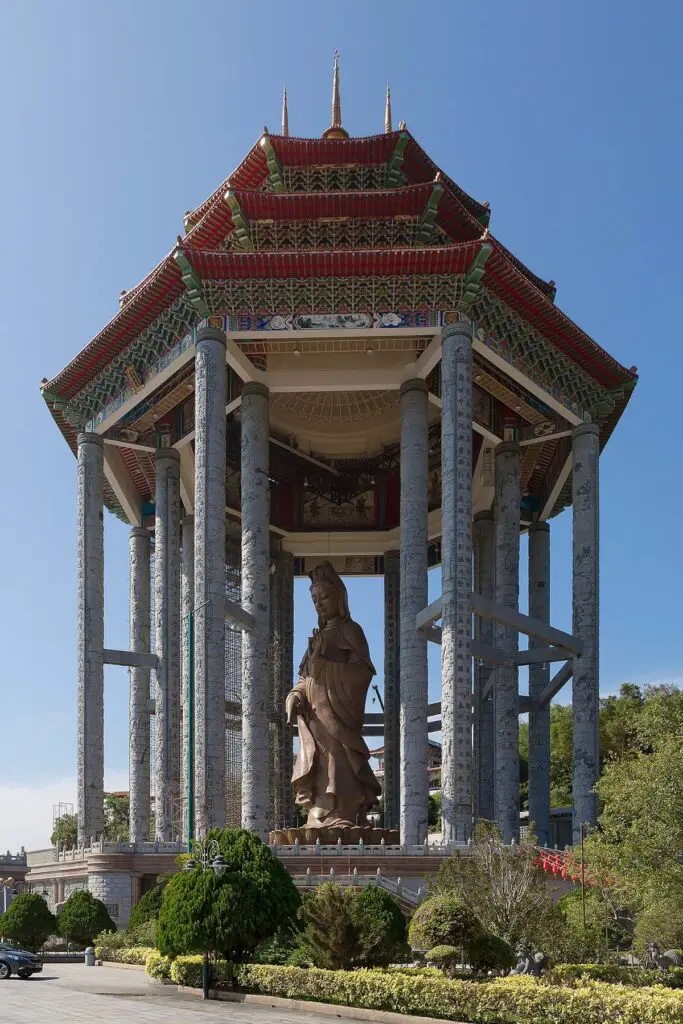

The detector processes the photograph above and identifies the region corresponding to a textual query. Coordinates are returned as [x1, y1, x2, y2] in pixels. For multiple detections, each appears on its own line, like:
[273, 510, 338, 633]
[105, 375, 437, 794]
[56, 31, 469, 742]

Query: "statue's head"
[309, 561, 350, 626]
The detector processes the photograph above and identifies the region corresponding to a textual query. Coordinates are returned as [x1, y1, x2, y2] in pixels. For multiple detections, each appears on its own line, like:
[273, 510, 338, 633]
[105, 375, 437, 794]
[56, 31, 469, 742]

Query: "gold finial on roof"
[385, 83, 392, 133]
[323, 50, 349, 139]
[282, 85, 289, 137]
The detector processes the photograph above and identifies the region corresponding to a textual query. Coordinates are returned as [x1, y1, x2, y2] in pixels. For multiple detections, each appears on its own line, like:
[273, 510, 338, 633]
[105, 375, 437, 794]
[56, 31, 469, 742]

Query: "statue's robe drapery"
[291, 618, 381, 827]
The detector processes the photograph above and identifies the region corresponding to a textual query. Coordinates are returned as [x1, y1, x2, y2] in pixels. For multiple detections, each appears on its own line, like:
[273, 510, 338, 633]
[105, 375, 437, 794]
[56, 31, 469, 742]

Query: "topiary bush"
[466, 932, 516, 975]
[0, 893, 56, 952]
[426, 945, 461, 977]
[57, 890, 115, 947]
[350, 885, 407, 967]
[408, 894, 481, 954]
[157, 827, 300, 963]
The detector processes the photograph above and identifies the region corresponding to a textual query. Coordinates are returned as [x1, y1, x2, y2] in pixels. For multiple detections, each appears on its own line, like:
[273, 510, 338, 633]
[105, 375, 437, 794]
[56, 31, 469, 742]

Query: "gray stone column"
[181, 516, 194, 843]
[76, 432, 105, 845]
[194, 326, 227, 836]
[154, 448, 181, 841]
[493, 441, 521, 842]
[241, 381, 271, 839]
[473, 511, 495, 823]
[269, 550, 294, 828]
[440, 322, 473, 843]
[572, 423, 600, 841]
[399, 378, 429, 846]
[528, 521, 551, 846]
[383, 549, 400, 830]
[129, 527, 151, 844]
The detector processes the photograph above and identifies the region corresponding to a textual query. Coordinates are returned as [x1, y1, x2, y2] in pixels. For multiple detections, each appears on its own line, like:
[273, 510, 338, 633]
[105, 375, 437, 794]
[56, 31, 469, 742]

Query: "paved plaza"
[0, 963, 356, 1024]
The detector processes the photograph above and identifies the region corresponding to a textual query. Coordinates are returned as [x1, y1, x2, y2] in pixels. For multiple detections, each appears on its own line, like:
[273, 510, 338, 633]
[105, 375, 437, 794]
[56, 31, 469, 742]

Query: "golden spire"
[323, 50, 349, 139]
[332, 50, 341, 127]
[385, 83, 392, 133]
[282, 84, 289, 137]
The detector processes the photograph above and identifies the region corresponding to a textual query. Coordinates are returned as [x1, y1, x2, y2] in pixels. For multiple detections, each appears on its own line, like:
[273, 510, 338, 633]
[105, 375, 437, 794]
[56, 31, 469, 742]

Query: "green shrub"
[547, 963, 683, 989]
[426, 945, 461, 977]
[0, 893, 56, 952]
[466, 933, 515, 975]
[169, 955, 233, 988]
[235, 963, 683, 1024]
[634, 899, 683, 955]
[94, 944, 156, 966]
[127, 879, 169, 931]
[145, 950, 172, 981]
[57, 890, 115, 947]
[157, 828, 299, 964]
[408, 894, 480, 953]
[350, 886, 407, 968]
[297, 883, 406, 970]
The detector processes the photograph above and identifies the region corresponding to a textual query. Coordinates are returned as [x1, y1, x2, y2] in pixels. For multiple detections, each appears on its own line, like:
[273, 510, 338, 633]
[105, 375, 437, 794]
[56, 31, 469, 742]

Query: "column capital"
[494, 440, 521, 457]
[242, 381, 270, 399]
[441, 321, 473, 349]
[400, 377, 428, 398]
[77, 431, 103, 448]
[572, 422, 600, 441]
[130, 526, 151, 540]
[528, 520, 550, 534]
[155, 447, 180, 463]
[196, 325, 227, 347]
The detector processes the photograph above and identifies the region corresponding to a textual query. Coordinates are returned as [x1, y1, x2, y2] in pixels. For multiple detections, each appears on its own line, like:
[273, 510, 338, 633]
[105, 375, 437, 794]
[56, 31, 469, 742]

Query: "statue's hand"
[286, 690, 306, 725]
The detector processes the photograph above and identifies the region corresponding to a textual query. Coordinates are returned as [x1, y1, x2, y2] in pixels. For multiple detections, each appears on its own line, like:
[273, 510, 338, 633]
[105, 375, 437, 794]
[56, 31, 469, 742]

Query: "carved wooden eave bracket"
[174, 248, 211, 317]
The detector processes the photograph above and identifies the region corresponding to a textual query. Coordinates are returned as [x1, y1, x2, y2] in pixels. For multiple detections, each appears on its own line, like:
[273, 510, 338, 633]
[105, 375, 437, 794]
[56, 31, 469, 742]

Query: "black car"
[0, 942, 43, 979]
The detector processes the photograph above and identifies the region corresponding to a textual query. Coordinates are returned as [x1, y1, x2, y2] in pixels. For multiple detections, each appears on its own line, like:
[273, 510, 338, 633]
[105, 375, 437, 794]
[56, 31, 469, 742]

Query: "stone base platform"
[269, 825, 400, 845]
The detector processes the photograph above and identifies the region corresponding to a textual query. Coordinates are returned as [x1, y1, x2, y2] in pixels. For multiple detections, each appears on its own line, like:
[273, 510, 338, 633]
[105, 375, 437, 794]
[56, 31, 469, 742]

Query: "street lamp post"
[184, 838, 227, 1000]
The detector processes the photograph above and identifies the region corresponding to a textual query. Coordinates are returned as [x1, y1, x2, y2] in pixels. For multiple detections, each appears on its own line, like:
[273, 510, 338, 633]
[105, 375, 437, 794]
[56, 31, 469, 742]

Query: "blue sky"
[1, 1, 681, 848]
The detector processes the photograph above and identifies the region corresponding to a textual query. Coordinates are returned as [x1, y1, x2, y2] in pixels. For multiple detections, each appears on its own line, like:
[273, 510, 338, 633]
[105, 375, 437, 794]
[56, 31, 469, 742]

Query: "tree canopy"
[57, 890, 116, 947]
[0, 893, 56, 952]
[519, 683, 683, 809]
[157, 828, 300, 963]
[298, 882, 406, 969]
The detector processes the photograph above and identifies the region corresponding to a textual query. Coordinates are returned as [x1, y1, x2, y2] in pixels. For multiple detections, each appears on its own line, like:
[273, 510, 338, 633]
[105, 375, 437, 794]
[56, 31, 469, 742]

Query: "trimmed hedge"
[235, 963, 683, 1024]
[94, 945, 157, 966]
[145, 951, 172, 981]
[547, 963, 683, 990]
[169, 955, 233, 988]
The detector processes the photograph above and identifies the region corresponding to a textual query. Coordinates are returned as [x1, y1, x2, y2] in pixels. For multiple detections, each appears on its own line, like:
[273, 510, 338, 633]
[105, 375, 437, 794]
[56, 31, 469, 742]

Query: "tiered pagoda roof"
[42, 88, 637, 525]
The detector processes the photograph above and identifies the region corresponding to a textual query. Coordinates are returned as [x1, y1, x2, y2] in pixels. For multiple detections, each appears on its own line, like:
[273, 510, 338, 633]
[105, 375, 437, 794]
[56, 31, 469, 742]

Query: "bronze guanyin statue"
[269, 561, 399, 845]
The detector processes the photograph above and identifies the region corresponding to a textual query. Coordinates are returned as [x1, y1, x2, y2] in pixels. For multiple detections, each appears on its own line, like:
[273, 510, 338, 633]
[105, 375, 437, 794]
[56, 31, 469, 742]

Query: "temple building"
[35, 60, 636, 923]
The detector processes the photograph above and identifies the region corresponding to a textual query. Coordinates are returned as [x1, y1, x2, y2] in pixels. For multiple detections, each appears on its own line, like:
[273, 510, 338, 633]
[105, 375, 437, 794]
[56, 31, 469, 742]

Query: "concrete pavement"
[0, 962, 356, 1024]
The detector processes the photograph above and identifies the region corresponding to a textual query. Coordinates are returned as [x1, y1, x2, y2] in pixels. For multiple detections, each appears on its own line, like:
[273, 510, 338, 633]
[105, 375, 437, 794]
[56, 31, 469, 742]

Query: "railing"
[291, 869, 425, 906]
[55, 839, 186, 862]
[0, 850, 28, 867]
[271, 837, 471, 857]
